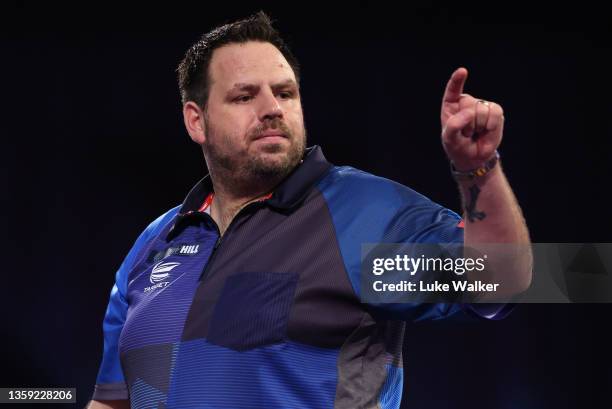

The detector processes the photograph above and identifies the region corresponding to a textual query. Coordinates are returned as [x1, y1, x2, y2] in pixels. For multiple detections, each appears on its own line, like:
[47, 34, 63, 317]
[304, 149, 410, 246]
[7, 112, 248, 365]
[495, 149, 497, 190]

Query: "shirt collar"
[168, 145, 332, 238]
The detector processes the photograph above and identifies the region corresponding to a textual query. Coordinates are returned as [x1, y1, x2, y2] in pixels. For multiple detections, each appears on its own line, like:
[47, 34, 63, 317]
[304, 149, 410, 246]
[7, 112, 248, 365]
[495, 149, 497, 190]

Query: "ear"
[183, 101, 207, 144]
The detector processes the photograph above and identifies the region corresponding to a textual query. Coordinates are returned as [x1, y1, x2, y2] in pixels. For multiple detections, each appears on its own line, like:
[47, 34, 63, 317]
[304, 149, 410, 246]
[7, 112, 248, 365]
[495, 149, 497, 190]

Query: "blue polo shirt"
[93, 146, 511, 408]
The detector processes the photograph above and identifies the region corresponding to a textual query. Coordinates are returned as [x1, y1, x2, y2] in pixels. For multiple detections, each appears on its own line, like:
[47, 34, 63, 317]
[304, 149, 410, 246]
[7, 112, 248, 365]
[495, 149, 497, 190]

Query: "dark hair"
[177, 11, 301, 107]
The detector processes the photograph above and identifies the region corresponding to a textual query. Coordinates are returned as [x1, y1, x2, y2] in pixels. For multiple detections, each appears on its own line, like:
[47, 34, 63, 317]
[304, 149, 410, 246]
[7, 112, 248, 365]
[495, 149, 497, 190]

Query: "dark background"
[1, 2, 611, 408]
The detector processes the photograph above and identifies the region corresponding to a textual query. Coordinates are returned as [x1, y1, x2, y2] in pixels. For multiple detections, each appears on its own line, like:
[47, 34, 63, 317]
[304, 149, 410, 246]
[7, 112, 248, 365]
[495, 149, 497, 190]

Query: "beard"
[203, 117, 307, 195]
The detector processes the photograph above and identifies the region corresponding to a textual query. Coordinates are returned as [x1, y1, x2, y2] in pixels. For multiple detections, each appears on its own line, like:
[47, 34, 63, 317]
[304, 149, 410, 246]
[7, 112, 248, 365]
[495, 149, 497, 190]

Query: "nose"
[257, 89, 283, 122]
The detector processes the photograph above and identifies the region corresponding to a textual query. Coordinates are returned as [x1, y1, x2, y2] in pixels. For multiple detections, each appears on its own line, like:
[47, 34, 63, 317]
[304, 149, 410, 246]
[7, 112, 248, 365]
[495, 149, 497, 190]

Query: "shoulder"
[314, 165, 462, 242]
[122, 205, 182, 267]
[140, 205, 182, 240]
[316, 165, 439, 211]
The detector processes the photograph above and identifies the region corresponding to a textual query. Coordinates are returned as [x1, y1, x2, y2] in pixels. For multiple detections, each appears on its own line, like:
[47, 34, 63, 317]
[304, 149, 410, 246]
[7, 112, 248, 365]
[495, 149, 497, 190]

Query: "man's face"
[202, 41, 306, 185]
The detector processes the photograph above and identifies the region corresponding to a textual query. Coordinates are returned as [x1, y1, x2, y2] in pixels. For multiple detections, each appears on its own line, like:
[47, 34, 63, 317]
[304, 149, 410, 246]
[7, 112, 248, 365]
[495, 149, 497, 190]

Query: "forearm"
[458, 164, 528, 243]
[457, 164, 533, 295]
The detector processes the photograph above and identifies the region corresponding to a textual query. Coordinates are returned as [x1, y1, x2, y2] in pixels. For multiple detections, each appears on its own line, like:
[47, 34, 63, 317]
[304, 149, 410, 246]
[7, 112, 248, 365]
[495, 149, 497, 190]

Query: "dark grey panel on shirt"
[121, 342, 175, 394]
[181, 187, 364, 349]
[334, 313, 405, 409]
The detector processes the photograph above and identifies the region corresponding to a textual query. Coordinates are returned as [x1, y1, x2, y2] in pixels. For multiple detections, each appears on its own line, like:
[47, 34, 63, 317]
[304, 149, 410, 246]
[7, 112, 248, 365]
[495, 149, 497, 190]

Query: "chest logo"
[150, 261, 181, 284]
[149, 243, 201, 264]
[179, 244, 199, 255]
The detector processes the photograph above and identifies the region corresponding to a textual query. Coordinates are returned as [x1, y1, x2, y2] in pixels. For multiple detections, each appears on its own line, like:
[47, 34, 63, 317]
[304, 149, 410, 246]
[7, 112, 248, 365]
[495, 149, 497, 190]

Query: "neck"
[208, 171, 280, 236]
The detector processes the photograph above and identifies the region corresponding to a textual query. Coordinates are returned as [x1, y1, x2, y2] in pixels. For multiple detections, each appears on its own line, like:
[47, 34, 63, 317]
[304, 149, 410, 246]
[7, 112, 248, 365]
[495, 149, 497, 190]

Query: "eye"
[278, 91, 294, 99]
[233, 95, 252, 103]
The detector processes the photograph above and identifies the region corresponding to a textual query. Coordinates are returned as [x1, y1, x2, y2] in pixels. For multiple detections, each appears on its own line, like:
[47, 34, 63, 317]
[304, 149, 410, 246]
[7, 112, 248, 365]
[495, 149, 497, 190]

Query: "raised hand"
[441, 67, 504, 171]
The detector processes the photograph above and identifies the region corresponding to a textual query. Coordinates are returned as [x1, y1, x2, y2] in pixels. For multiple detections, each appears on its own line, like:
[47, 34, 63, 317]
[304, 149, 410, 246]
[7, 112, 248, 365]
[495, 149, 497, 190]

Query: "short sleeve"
[382, 202, 516, 322]
[316, 166, 514, 323]
[382, 203, 515, 322]
[373, 201, 469, 322]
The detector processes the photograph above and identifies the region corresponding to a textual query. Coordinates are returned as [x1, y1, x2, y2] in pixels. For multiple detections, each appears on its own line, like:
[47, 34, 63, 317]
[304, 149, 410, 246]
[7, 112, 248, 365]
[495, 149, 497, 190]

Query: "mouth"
[252, 131, 288, 142]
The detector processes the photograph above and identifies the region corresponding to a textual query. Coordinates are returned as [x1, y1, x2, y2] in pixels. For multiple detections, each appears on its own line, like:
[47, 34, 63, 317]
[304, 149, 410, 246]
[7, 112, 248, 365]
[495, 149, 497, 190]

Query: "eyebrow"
[229, 79, 298, 93]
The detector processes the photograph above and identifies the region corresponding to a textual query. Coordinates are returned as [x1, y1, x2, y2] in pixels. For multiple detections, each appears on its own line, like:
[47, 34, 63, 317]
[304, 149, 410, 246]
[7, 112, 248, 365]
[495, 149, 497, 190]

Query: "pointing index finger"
[443, 67, 468, 104]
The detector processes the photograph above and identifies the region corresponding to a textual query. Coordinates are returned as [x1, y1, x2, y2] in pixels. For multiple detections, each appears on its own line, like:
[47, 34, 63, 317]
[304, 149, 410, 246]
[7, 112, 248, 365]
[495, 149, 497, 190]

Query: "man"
[88, 11, 531, 409]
